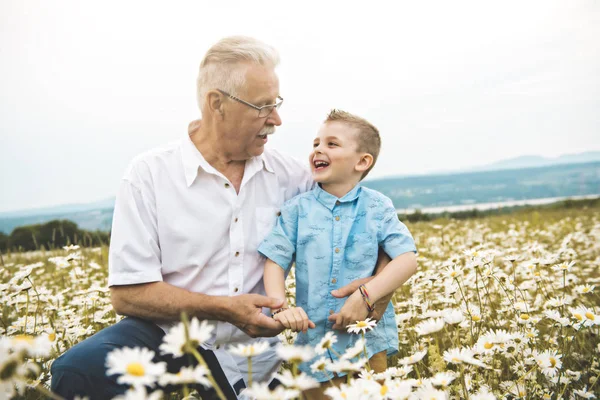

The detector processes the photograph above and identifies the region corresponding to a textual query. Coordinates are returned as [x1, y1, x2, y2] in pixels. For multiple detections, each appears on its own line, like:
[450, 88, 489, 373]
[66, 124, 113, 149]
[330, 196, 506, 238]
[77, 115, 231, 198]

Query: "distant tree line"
[400, 197, 600, 223]
[0, 219, 110, 252]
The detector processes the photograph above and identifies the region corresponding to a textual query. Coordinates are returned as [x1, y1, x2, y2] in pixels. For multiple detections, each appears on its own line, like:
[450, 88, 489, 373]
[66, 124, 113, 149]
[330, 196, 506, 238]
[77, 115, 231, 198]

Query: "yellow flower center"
[356, 321, 368, 328]
[526, 332, 535, 338]
[585, 312, 595, 321]
[574, 313, 583, 321]
[520, 314, 530, 320]
[380, 385, 388, 395]
[126, 362, 145, 377]
[13, 335, 35, 345]
[48, 333, 56, 342]
[450, 271, 457, 277]
[484, 342, 493, 350]
[534, 272, 540, 276]
[582, 287, 590, 293]
[452, 357, 460, 362]
[549, 357, 557, 367]
[472, 315, 481, 322]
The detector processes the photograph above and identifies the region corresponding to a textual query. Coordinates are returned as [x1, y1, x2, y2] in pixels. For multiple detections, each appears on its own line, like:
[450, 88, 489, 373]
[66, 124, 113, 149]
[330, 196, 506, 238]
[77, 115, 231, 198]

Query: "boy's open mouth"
[313, 160, 330, 170]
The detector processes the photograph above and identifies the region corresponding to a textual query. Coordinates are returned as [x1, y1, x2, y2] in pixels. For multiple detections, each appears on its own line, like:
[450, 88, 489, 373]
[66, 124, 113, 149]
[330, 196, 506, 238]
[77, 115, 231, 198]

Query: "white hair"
[196, 36, 280, 112]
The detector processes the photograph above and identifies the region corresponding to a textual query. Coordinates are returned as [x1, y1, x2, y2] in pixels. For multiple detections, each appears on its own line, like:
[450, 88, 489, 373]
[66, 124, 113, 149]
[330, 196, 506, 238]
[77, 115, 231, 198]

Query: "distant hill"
[1, 160, 600, 234]
[468, 151, 600, 172]
[364, 161, 600, 211]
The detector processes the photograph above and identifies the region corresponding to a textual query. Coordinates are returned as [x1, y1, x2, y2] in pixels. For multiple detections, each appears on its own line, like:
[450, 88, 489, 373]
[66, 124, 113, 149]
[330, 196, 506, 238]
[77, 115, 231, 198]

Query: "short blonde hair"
[196, 36, 280, 111]
[325, 109, 381, 180]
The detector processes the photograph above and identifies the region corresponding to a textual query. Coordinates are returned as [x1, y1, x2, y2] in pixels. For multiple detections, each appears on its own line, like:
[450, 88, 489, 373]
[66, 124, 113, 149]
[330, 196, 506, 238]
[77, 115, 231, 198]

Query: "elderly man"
[51, 36, 390, 399]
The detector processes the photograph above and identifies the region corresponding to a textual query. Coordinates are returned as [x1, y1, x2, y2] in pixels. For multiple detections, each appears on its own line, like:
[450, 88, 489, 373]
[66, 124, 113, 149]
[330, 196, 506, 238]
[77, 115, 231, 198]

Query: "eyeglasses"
[217, 89, 283, 118]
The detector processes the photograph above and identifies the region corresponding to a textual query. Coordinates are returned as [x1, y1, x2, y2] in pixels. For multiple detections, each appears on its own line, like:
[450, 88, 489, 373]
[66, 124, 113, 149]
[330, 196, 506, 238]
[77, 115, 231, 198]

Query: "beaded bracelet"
[271, 307, 288, 318]
[358, 284, 375, 313]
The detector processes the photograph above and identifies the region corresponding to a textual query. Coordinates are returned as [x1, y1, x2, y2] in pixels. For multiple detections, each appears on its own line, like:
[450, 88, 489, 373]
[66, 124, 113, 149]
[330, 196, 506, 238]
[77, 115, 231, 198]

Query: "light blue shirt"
[258, 184, 417, 380]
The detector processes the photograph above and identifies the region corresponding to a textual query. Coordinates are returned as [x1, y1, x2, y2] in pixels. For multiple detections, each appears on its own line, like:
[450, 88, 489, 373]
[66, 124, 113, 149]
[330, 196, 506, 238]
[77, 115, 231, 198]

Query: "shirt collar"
[180, 135, 274, 187]
[313, 184, 362, 210]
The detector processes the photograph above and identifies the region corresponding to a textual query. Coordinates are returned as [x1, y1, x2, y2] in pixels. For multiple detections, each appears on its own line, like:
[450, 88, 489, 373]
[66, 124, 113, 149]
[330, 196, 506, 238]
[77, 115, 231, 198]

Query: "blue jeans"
[50, 317, 240, 400]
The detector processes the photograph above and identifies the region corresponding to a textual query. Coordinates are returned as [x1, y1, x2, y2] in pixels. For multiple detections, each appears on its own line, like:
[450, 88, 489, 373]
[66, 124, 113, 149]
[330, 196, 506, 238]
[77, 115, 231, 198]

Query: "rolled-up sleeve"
[379, 198, 417, 259]
[257, 201, 298, 272]
[108, 175, 163, 287]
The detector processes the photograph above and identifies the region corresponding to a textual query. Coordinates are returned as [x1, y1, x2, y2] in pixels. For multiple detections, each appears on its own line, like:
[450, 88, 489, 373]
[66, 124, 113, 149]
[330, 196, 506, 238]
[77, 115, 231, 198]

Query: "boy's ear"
[355, 153, 374, 174]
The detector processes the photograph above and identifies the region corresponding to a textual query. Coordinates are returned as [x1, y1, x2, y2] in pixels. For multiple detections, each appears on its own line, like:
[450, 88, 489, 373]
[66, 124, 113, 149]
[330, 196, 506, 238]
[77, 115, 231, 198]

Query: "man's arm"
[111, 281, 285, 338]
[328, 248, 393, 329]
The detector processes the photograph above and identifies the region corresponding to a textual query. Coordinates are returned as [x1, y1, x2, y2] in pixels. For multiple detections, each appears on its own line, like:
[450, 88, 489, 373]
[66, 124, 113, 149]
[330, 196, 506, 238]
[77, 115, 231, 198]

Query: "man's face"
[309, 122, 364, 185]
[221, 63, 282, 160]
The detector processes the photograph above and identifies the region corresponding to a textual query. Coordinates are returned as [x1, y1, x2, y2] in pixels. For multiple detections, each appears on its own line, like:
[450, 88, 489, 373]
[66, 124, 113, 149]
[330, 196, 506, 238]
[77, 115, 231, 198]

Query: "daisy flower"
[112, 387, 163, 400]
[443, 347, 487, 368]
[273, 370, 320, 391]
[575, 284, 595, 295]
[242, 382, 300, 400]
[158, 364, 211, 387]
[535, 349, 562, 377]
[276, 344, 314, 364]
[227, 341, 270, 358]
[442, 309, 464, 325]
[310, 357, 331, 373]
[105, 347, 166, 388]
[341, 337, 366, 360]
[397, 349, 427, 365]
[346, 318, 377, 334]
[415, 318, 445, 336]
[159, 318, 214, 358]
[314, 332, 337, 355]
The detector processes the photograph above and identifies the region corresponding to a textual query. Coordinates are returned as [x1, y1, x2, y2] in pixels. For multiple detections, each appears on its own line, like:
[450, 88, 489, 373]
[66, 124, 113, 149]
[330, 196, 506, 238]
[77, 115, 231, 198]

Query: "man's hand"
[226, 294, 286, 338]
[328, 277, 392, 330]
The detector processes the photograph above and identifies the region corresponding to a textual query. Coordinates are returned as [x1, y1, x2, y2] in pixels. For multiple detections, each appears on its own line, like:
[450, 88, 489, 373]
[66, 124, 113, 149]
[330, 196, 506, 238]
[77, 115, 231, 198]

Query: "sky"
[1, 0, 599, 212]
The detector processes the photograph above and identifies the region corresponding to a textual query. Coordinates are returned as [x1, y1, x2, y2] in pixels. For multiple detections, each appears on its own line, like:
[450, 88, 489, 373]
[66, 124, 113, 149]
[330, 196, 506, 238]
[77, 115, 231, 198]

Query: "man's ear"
[355, 153, 374, 174]
[206, 90, 225, 119]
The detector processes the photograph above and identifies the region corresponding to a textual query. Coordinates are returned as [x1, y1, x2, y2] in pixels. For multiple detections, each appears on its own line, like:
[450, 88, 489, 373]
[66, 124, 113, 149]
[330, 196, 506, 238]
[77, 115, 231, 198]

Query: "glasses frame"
[217, 89, 283, 118]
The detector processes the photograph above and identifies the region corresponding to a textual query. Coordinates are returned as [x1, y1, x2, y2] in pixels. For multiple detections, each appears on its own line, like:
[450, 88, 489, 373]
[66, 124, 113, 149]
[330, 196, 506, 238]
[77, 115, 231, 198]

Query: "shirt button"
[224, 183, 230, 188]
[335, 216, 340, 221]
[335, 248, 340, 253]
[277, 211, 281, 216]
[216, 345, 220, 350]
[329, 309, 334, 315]
[235, 251, 240, 257]
[234, 217, 238, 222]
[234, 287, 239, 292]
[335, 200, 341, 206]
[331, 278, 337, 284]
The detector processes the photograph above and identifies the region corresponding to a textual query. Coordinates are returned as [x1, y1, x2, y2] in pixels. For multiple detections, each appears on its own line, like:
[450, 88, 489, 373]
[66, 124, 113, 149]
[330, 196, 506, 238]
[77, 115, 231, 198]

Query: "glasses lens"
[258, 106, 275, 118]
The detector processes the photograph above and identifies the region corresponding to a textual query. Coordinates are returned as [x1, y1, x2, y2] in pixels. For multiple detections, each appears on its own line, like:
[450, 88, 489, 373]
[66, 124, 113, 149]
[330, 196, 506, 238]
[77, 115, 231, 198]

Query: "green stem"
[188, 346, 227, 400]
[247, 357, 253, 387]
[34, 384, 65, 400]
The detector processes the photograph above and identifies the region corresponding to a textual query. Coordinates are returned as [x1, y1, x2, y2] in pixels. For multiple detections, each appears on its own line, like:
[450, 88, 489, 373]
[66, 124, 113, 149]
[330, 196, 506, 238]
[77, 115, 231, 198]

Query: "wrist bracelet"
[271, 307, 288, 318]
[358, 285, 375, 313]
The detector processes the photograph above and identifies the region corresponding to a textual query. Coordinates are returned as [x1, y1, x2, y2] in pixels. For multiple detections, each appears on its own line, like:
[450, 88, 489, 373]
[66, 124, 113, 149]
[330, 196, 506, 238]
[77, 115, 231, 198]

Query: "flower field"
[1, 204, 599, 399]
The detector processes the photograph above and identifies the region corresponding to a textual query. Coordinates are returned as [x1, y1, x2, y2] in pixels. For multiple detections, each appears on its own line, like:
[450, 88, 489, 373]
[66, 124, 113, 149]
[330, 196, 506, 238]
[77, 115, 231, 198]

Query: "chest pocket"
[344, 232, 378, 269]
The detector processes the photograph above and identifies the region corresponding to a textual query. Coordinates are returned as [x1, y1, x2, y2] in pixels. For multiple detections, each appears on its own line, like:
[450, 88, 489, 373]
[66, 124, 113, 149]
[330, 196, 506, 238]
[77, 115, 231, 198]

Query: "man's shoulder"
[263, 148, 309, 176]
[123, 140, 181, 180]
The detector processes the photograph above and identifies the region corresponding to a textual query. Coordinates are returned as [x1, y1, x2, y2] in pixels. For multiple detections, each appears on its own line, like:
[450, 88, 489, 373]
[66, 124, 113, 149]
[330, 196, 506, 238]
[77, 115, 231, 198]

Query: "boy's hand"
[273, 307, 316, 333]
[329, 291, 369, 330]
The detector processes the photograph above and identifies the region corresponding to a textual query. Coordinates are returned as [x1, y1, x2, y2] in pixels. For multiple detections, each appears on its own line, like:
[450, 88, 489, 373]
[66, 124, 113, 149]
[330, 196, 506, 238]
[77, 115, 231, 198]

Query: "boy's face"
[309, 121, 366, 185]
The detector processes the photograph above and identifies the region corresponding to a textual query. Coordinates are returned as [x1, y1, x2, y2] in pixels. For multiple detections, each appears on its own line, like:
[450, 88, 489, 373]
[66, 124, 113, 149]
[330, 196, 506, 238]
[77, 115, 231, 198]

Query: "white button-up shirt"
[108, 133, 313, 390]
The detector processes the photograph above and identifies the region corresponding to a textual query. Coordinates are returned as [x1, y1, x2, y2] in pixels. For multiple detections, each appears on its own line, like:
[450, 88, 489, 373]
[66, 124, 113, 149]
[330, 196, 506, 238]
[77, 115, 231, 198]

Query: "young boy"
[258, 110, 417, 390]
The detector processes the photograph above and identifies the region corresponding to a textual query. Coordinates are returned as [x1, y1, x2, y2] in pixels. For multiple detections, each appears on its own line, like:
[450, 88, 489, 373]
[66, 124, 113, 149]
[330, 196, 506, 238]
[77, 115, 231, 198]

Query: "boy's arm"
[264, 258, 289, 308]
[333, 252, 417, 329]
[363, 251, 417, 302]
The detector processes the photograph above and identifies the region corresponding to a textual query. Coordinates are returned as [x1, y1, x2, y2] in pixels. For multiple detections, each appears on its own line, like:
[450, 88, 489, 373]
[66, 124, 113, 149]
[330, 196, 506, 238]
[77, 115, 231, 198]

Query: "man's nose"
[266, 107, 282, 126]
